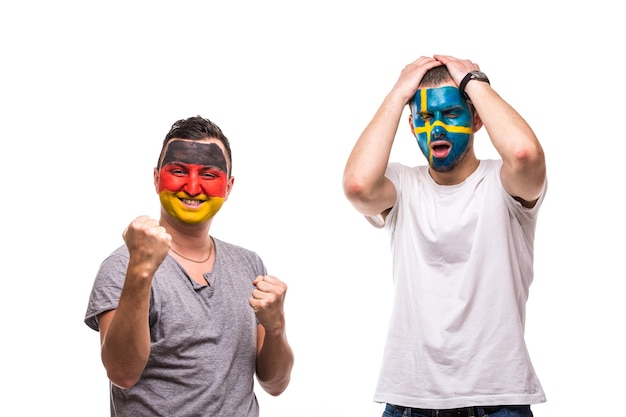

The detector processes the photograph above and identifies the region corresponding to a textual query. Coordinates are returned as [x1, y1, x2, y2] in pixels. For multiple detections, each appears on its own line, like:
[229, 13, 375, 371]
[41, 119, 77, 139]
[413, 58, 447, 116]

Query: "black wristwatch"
[459, 70, 490, 101]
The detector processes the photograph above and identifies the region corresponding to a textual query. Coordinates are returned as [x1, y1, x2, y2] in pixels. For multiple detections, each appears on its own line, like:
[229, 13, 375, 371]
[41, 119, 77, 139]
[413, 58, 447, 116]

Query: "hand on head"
[432, 55, 481, 87]
[393, 56, 443, 104]
[394, 55, 482, 103]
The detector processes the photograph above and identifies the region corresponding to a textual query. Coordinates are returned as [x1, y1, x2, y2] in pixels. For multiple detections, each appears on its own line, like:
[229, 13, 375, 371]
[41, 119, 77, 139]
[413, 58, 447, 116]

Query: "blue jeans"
[382, 403, 533, 417]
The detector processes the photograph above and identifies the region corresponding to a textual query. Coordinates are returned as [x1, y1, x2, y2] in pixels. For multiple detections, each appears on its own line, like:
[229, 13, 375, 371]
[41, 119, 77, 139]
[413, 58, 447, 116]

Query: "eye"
[199, 167, 223, 179]
[169, 167, 187, 176]
[418, 112, 433, 122]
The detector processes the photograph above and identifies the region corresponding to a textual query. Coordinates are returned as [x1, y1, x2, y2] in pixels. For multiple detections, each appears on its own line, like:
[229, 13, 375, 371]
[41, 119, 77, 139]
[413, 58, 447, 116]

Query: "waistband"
[387, 403, 507, 417]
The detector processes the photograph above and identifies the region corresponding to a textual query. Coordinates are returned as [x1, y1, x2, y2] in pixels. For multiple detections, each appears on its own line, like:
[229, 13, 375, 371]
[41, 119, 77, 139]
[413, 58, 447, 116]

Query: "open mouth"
[430, 140, 451, 159]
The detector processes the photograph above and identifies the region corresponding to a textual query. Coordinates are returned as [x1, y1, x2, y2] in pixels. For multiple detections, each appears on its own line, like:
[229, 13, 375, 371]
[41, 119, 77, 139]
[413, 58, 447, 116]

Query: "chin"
[430, 162, 456, 173]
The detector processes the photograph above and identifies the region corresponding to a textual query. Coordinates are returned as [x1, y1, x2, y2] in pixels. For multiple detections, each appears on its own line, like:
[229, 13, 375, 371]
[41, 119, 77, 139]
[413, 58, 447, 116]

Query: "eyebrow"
[165, 162, 225, 171]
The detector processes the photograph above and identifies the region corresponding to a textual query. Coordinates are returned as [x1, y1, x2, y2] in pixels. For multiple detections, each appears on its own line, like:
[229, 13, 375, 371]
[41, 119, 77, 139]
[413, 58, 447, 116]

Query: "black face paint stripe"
[161, 141, 227, 172]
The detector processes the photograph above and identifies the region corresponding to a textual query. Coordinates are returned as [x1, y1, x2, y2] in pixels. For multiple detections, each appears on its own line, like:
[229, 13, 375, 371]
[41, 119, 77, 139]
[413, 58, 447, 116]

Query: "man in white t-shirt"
[342, 55, 547, 417]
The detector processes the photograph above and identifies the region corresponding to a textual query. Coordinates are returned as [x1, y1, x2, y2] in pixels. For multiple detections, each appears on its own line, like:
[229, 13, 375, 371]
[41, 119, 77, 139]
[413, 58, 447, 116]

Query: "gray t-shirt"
[85, 238, 265, 417]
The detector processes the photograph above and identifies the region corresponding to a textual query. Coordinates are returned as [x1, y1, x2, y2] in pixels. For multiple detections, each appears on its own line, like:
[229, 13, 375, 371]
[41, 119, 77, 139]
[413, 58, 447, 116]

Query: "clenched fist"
[249, 275, 287, 334]
[122, 215, 172, 279]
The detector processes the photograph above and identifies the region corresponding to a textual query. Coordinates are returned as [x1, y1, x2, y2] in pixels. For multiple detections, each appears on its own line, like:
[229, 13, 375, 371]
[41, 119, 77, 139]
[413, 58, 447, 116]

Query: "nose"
[183, 171, 202, 196]
[431, 125, 446, 139]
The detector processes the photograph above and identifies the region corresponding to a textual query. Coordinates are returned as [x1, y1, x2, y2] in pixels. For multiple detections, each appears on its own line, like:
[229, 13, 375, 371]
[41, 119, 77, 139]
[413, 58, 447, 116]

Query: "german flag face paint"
[156, 139, 230, 224]
[411, 86, 473, 172]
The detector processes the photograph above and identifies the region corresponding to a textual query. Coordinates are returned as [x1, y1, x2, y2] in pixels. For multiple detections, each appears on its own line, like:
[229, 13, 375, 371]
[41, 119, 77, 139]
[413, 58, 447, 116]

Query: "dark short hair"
[157, 116, 233, 176]
[419, 65, 453, 88]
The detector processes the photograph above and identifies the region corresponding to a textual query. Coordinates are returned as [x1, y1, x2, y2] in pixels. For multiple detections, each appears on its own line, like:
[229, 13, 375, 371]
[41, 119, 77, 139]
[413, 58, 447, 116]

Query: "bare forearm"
[256, 328, 294, 396]
[100, 264, 153, 389]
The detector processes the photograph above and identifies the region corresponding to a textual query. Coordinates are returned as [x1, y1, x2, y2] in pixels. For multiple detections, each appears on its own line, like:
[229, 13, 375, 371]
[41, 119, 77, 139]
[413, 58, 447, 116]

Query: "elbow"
[100, 342, 149, 390]
[108, 373, 140, 390]
[504, 143, 546, 203]
[105, 363, 143, 389]
[343, 174, 391, 217]
[509, 142, 545, 176]
[513, 138, 544, 165]
[256, 351, 294, 397]
[260, 376, 291, 397]
[513, 146, 546, 178]
[266, 386, 287, 397]
[343, 173, 373, 204]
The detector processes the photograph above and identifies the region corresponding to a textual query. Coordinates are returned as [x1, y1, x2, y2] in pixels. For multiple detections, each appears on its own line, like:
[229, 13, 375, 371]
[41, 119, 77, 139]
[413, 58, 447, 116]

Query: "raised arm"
[342, 57, 443, 216]
[250, 275, 294, 396]
[435, 54, 546, 206]
[98, 215, 171, 389]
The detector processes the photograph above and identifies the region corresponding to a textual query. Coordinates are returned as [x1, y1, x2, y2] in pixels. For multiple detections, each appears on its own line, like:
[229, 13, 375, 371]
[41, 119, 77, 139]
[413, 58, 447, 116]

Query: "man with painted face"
[343, 55, 547, 417]
[85, 116, 294, 417]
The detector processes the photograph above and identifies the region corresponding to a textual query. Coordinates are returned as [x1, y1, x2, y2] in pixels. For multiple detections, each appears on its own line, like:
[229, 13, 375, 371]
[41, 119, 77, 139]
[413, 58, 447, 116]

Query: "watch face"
[471, 71, 488, 81]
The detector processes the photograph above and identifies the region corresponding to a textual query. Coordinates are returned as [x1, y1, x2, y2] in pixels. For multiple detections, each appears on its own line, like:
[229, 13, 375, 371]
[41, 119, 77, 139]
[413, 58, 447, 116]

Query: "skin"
[97, 137, 294, 396]
[343, 54, 546, 220]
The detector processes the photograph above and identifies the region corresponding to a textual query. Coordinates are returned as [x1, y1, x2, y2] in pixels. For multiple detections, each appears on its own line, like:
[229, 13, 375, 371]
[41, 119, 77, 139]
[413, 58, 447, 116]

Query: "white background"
[1, 1, 624, 416]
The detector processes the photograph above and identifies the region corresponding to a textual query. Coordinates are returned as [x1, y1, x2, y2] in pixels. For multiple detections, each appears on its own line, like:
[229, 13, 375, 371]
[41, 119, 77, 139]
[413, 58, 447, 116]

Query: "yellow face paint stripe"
[420, 90, 433, 164]
[414, 122, 472, 135]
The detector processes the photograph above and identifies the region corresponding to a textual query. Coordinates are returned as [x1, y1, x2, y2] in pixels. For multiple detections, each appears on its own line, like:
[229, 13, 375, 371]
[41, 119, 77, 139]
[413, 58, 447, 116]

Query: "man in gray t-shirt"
[84, 116, 294, 417]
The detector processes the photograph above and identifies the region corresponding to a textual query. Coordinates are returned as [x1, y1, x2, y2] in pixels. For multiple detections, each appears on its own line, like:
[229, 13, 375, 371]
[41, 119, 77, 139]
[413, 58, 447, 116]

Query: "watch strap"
[459, 71, 490, 101]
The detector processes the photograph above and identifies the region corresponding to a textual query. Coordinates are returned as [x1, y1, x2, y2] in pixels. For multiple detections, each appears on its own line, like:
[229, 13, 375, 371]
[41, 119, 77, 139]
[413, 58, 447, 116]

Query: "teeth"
[182, 199, 202, 206]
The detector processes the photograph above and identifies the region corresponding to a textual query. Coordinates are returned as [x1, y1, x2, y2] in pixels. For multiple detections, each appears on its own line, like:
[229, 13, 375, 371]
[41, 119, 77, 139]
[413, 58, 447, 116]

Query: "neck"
[160, 212, 214, 259]
[160, 210, 212, 241]
[170, 236, 213, 263]
[429, 154, 480, 185]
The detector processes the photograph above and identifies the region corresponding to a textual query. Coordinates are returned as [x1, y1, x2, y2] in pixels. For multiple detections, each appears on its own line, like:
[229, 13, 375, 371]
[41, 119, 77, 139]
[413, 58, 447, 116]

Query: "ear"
[153, 167, 160, 192]
[223, 176, 235, 201]
[472, 110, 483, 132]
[408, 114, 416, 136]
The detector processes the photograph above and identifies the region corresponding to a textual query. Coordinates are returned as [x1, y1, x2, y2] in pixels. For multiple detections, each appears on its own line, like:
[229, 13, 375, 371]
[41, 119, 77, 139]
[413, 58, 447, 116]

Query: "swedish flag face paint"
[411, 86, 473, 172]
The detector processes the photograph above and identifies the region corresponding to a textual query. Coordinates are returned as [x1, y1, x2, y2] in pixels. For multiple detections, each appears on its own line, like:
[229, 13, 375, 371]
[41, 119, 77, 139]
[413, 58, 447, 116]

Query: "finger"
[251, 282, 285, 302]
[248, 297, 261, 313]
[255, 275, 283, 285]
[250, 287, 264, 300]
[252, 276, 274, 290]
[414, 56, 436, 64]
[255, 280, 286, 296]
[249, 295, 270, 313]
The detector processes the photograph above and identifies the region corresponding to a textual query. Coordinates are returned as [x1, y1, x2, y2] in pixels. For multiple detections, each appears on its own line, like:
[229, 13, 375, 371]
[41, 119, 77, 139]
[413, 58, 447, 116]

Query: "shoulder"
[387, 161, 426, 174]
[386, 162, 428, 184]
[472, 159, 503, 186]
[98, 245, 131, 274]
[213, 238, 267, 279]
[214, 238, 257, 256]
[214, 238, 264, 264]
[476, 159, 502, 174]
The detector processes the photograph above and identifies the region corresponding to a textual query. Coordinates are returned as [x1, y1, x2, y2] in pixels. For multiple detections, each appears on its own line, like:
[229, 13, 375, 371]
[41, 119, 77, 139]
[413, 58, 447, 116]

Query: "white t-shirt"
[372, 159, 546, 409]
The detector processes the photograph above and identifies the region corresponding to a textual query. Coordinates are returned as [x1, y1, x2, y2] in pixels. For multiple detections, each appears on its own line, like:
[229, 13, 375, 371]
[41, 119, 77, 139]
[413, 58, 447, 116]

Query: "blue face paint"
[411, 86, 473, 171]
